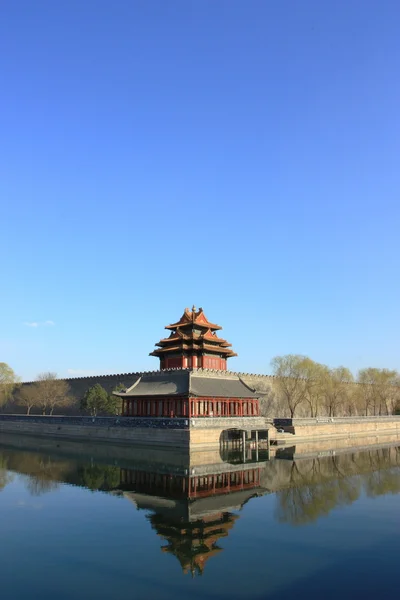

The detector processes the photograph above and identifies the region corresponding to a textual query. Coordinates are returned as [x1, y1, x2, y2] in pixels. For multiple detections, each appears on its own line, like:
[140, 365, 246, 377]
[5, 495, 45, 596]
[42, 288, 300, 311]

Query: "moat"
[1, 435, 399, 600]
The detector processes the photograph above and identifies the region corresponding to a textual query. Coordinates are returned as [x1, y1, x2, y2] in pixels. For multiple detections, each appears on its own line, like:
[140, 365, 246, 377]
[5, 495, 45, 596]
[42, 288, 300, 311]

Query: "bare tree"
[323, 367, 354, 417]
[16, 384, 42, 415]
[357, 368, 400, 416]
[271, 355, 308, 418]
[36, 372, 72, 415]
[299, 358, 329, 417]
[373, 370, 400, 415]
[355, 369, 375, 415]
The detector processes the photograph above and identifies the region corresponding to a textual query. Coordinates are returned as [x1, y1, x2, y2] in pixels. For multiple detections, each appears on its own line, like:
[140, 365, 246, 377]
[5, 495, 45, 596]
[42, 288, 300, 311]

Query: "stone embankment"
[0, 414, 268, 449]
[0, 415, 190, 448]
[273, 416, 400, 444]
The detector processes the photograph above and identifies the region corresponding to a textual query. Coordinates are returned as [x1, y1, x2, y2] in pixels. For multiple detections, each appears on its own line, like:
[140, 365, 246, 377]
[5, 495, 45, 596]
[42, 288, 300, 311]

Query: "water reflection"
[0, 435, 399, 575]
[274, 446, 400, 525]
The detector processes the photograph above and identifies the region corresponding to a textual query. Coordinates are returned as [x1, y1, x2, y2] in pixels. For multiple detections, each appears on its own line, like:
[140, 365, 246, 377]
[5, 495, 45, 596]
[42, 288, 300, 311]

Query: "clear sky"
[1, 1, 399, 381]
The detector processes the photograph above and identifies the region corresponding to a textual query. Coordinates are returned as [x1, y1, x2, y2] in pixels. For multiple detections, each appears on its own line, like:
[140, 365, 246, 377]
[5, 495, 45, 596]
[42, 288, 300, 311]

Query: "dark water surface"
[0, 435, 399, 600]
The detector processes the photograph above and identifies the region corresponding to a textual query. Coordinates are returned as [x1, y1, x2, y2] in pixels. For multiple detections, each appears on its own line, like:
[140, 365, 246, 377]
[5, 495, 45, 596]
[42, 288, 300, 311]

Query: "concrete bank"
[0, 415, 268, 449]
[0, 415, 190, 448]
[273, 416, 400, 444]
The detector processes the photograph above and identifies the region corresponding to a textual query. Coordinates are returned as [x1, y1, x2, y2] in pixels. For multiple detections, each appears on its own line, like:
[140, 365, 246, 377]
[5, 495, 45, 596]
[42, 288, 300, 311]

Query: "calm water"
[0, 435, 399, 600]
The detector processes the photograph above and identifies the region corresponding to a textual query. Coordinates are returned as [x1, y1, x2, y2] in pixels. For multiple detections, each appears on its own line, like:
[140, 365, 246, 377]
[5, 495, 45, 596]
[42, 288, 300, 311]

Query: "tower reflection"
[0, 434, 399, 576]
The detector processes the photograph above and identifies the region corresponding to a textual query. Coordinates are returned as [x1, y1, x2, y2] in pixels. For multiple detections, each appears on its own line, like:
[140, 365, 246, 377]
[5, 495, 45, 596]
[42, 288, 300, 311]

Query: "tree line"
[2, 358, 400, 419]
[0, 363, 123, 417]
[270, 355, 400, 418]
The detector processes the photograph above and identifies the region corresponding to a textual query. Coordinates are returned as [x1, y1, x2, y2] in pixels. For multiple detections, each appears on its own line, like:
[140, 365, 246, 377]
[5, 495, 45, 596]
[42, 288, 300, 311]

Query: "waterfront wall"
[2, 413, 400, 450]
[0, 415, 189, 448]
[274, 416, 400, 439]
[0, 415, 269, 449]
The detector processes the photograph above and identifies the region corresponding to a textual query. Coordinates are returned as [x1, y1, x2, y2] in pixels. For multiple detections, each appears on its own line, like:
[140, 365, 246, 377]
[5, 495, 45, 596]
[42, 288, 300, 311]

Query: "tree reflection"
[0, 456, 14, 492]
[75, 464, 120, 492]
[0, 448, 121, 496]
[24, 476, 60, 496]
[276, 447, 400, 525]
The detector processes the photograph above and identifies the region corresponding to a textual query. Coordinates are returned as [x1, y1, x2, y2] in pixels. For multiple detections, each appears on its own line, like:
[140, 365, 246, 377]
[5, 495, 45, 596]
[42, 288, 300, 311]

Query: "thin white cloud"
[67, 369, 98, 376]
[23, 320, 55, 328]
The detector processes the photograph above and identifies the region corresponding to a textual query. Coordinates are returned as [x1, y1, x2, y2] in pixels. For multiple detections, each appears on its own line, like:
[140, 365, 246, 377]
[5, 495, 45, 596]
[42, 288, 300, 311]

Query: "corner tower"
[150, 306, 237, 370]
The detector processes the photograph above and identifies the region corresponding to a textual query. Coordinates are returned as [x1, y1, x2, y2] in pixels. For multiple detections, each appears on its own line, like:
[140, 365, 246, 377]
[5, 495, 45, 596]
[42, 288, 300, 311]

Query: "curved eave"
[165, 322, 222, 331]
[155, 336, 232, 347]
[150, 344, 237, 356]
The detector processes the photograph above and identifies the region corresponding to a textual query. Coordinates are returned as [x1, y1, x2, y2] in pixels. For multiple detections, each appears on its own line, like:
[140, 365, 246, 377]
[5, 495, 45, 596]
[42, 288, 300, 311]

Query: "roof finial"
[192, 304, 197, 313]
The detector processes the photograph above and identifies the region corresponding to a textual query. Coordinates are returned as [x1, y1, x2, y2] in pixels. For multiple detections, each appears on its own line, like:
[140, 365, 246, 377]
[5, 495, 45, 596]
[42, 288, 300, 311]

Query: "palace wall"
[8, 369, 397, 419]
[7, 369, 276, 415]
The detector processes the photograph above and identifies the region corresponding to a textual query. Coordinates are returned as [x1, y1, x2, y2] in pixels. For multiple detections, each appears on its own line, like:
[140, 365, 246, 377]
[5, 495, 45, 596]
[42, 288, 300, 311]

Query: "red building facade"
[115, 307, 260, 418]
[150, 306, 237, 371]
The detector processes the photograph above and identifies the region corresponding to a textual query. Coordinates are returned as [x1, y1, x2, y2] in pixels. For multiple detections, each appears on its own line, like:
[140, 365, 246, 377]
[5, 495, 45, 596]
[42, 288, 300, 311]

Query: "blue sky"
[1, 1, 399, 381]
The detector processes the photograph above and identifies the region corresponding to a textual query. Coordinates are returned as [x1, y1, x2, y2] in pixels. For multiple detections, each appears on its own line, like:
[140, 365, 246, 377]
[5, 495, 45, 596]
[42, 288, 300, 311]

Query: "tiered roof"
[152, 512, 238, 576]
[150, 306, 237, 359]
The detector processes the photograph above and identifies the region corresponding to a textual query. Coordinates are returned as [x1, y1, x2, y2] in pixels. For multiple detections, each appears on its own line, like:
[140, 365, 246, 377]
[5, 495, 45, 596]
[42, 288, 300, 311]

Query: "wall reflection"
[0, 435, 399, 575]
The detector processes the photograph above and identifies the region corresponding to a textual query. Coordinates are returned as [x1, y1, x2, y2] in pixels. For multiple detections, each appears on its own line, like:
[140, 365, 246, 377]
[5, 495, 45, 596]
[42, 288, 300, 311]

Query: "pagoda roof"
[150, 307, 238, 360]
[157, 329, 232, 347]
[150, 343, 236, 357]
[165, 307, 222, 331]
[114, 370, 259, 399]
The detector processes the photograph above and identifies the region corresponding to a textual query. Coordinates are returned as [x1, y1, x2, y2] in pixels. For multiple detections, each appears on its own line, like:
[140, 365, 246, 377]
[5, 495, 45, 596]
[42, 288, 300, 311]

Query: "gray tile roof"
[115, 370, 259, 398]
[189, 374, 258, 398]
[118, 370, 190, 397]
